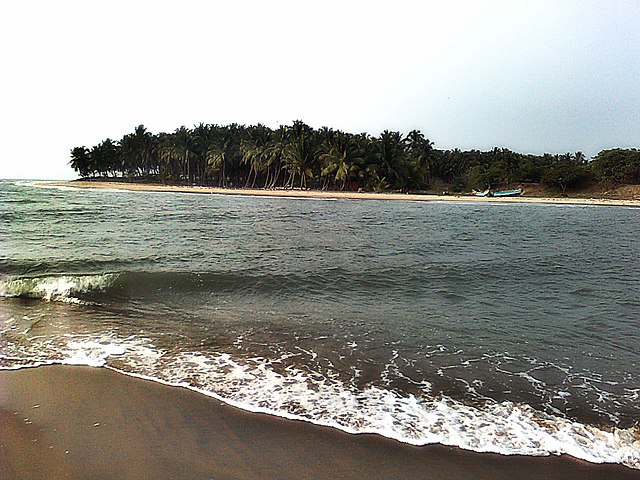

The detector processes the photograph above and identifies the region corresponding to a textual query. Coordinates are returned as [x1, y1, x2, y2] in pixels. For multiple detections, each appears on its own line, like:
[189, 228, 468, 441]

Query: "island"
[65, 122, 640, 204]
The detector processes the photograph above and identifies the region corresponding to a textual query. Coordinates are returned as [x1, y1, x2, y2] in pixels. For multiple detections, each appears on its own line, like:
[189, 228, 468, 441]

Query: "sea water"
[1, 180, 639, 468]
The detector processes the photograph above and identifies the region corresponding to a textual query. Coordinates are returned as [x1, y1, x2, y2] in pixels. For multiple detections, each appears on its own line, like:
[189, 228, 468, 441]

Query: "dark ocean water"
[1, 180, 639, 467]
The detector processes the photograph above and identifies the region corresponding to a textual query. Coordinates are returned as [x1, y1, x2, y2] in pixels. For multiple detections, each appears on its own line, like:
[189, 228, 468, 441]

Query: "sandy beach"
[41, 180, 640, 207]
[0, 365, 637, 480]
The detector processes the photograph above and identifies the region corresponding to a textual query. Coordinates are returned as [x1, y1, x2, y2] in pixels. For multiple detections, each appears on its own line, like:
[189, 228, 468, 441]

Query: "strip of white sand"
[39, 181, 640, 207]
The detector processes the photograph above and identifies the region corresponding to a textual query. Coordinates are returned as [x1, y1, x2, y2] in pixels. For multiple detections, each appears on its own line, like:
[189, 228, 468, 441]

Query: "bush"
[541, 163, 592, 194]
[590, 149, 640, 184]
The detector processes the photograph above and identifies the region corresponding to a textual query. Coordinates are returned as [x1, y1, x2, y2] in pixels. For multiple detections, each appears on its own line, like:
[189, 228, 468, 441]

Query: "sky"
[0, 0, 638, 180]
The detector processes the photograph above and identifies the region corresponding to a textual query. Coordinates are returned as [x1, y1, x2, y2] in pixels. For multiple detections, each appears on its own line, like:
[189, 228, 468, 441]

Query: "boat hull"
[492, 189, 523, 197]
[474, 188, 523, 197]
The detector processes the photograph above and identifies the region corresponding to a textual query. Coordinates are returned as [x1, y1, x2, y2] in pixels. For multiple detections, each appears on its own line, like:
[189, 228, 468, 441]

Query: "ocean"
[1, 179, 639, 469]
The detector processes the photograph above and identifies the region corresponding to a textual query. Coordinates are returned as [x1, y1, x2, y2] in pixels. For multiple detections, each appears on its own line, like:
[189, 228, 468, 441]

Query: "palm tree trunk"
[244, 166, 253, 188]
[263, 169, 271, 189]
[219, 161, 225, 188]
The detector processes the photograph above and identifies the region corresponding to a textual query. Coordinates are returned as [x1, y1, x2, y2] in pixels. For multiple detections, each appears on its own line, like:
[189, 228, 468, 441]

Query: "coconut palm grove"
[69, 122, 640, 194]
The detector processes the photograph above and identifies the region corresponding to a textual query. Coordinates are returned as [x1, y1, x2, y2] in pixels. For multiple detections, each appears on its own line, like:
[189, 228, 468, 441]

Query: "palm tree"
[118, 125, 154, 178]
[157, 128, 195, 183]
[69, 146, 91, 177]
[320, 132, 362, 190]
[403, 129, 433, 188]
[376, 130, 407, 191]
[191, 123, 213, 184]
[133, 125, 153, 177]
[90, 139, 119, 178]
[240, 124, 271, 188]
[283, 121, 318, 189]
[173, 127, 196, 183]
[261, 126, 287, 189]
[155, 132, 177, 182]
[205, 125, 231, 187]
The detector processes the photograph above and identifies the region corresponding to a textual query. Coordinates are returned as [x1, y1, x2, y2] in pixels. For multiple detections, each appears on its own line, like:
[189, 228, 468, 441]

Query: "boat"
[492, 188, 523, 197]
[473, 188, 523, 197]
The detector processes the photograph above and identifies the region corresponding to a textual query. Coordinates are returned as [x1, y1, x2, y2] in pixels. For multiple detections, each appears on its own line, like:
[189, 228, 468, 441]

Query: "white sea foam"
[62, 341, 127, 367]
[32, 183, 82, 192]
[0, 274, 118, 303]
[31, 181, 129, 194]
[0, 333, 159, 371]
[63, 335, 163, 368]
[1, 335, 638, 470]
[105, 347, 640, 470]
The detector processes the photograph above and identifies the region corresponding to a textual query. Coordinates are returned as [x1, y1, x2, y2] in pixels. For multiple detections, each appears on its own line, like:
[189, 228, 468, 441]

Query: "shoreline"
[1, 364, 638, 480]
[39, 180, 640, 207]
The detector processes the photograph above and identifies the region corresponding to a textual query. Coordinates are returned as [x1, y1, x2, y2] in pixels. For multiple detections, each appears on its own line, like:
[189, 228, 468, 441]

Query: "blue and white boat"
[473, 187, 523, 197]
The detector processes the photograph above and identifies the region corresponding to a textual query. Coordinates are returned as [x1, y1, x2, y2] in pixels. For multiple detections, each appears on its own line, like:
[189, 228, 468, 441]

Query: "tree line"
[69, 122, 640, 193]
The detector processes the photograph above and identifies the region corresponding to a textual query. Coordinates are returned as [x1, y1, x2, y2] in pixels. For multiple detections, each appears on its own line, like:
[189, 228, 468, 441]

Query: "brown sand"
[41, 181, 640, 207]
[0, 365, 637, 480]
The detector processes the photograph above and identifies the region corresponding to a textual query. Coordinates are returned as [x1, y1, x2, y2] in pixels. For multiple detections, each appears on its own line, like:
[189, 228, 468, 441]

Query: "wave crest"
[0, 273, 119, 303]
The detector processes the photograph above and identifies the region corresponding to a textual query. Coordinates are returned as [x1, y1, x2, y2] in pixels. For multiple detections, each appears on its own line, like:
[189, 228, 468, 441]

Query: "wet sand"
[0, 365, 637, 480]
[41, 181, 640, 207]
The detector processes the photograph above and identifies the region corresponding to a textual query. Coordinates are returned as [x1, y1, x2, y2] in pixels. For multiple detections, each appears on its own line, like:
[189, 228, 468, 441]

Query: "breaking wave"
[0, 273, 119, 303]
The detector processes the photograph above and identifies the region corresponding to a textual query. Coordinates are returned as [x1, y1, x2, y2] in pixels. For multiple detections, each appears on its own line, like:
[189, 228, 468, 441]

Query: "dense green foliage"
[589, 149, 640, 185]
[70, 122, 638, 192]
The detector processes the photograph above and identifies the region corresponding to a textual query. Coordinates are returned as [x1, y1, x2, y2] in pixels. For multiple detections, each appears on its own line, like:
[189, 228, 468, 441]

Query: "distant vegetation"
[70, 122, 640, 194]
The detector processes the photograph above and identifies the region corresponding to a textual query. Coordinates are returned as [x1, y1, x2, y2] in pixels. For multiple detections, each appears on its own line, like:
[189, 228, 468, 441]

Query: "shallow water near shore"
[1, 179, 639, 468]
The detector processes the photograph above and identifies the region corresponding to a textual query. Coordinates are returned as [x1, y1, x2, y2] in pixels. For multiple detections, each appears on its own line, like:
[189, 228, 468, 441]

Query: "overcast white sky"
[0, 0, 638, 179]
